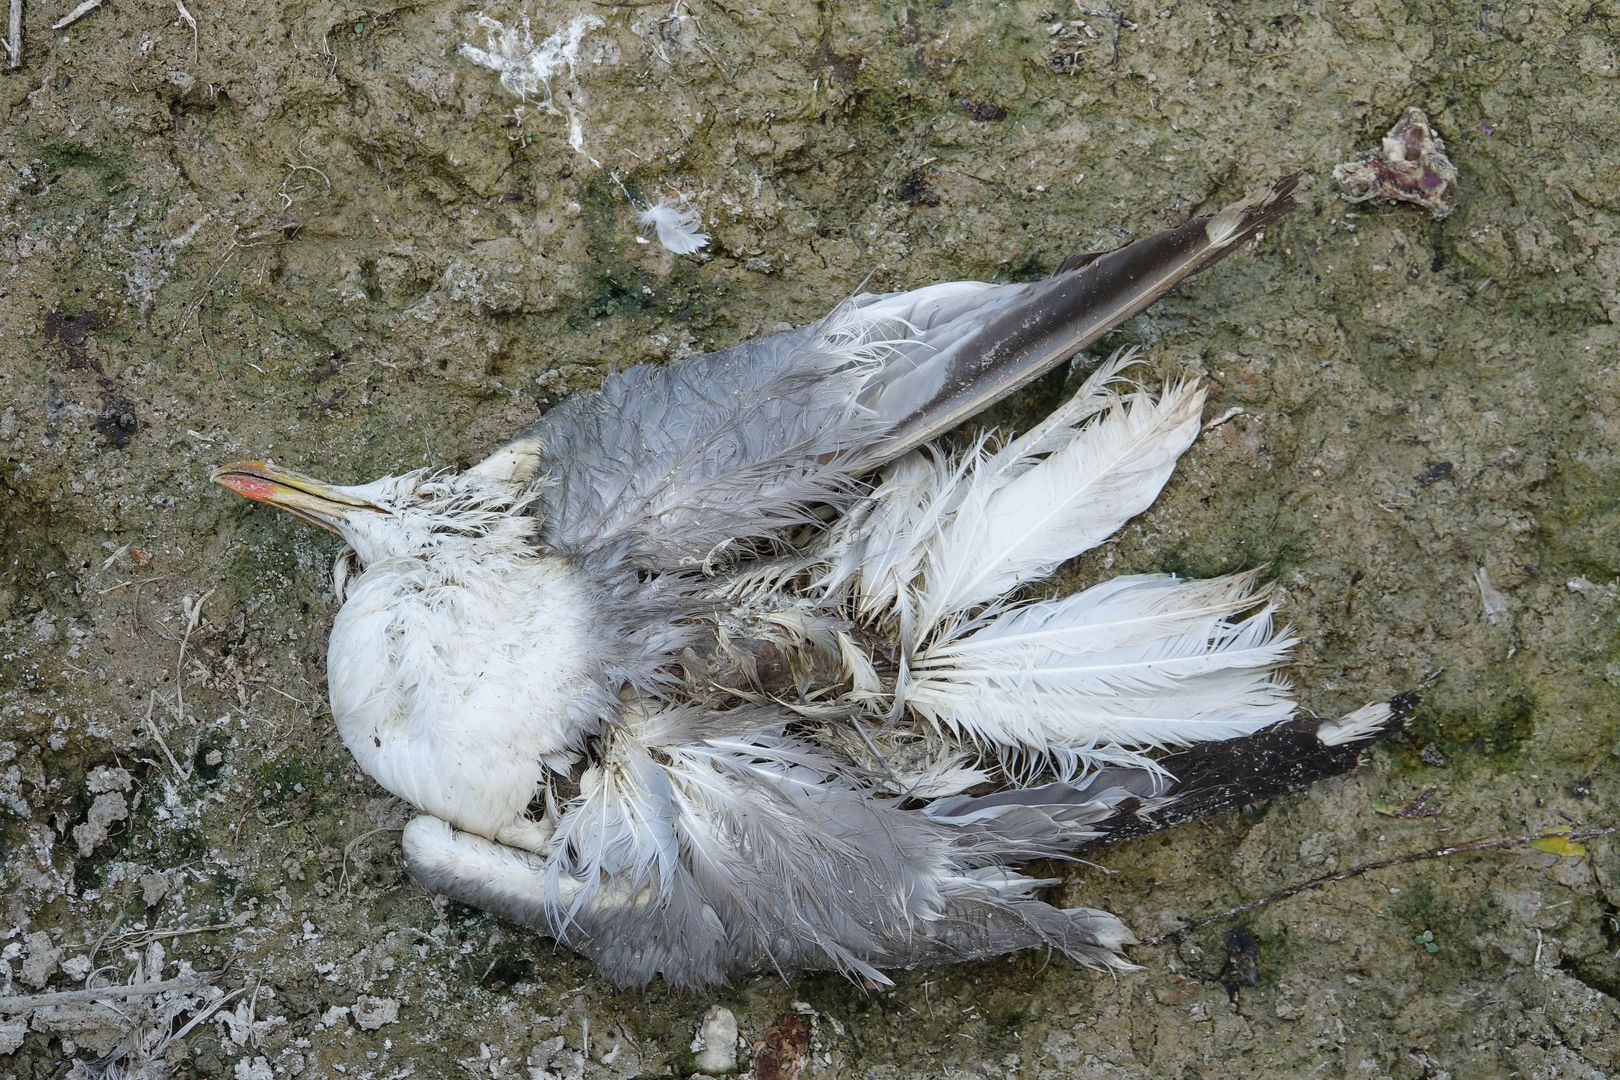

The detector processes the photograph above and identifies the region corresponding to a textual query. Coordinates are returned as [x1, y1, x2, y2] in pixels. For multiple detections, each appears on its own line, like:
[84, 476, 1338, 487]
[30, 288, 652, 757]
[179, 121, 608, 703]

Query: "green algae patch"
[1406, 689, 1536, 764]
[38, 143, 131, 197]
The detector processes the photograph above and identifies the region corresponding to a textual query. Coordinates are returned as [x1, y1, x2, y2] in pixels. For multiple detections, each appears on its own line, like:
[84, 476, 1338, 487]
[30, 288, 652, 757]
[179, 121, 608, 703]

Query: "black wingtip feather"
[1076, 687, 1419, 852]
[1048, 172, 1302, 281]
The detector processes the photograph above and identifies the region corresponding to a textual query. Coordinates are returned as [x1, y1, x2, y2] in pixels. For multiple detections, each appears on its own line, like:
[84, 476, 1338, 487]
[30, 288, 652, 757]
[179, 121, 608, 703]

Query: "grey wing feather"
[508, 175, 1298, 568]
[408, 704, 1147, 988]
[522, 324, 885, 567]
[851, 172, 1302, 468]
[925, 771, 1171, 859]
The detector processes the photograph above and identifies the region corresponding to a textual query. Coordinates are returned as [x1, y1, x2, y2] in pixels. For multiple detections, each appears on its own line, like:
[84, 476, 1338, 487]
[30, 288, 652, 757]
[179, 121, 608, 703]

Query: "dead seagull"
[213, 173, 1405, 989]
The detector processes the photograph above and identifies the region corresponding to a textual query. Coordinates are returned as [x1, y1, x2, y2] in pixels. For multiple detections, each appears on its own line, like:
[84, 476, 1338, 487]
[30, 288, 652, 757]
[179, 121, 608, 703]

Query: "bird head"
[211, 456, 543, 570]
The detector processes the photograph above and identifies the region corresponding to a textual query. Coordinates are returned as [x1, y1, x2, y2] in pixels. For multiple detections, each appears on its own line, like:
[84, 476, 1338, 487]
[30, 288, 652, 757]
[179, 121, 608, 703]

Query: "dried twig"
[67, 919, 241, 953]
[168, 985, 243, 1043]
[1145, 825, 1618, 945]
[98, 573, 175, 597]
[173, 588, 214, 738]
[85, 910, 128, 975]
[51, 0, 102, 30]
[0, 973, 216, 1014]
[6, 0, 20, 67]
[145, 689, 190, 780]
[173, 0, 196, 59]
[127, 921, 239, 946]
[250, 678, 308, 707]
[339, 827, 401, 895]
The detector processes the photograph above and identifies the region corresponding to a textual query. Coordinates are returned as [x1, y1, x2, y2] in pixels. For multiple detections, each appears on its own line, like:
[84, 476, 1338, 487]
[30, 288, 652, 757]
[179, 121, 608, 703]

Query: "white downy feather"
[637, 198, 710, 255]
[814, 448, 963, 629]
[1316, 700, 1396, 746]
[459, 13, 602, 109]
[459, 12, 603, 158]
[903, 573, 1297, 771]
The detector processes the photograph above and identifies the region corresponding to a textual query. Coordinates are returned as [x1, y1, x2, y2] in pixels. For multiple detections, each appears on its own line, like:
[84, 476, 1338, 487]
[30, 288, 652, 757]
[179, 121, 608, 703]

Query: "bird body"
[214, 175, 1404, 988]
[327, 543, 595, 845]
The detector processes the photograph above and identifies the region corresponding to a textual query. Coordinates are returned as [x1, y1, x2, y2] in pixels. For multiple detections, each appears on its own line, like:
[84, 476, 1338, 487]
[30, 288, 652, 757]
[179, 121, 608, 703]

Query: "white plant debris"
[636, 197, 710, 255]
[52, 0, 107, 32]
[1475, 565, 1509, 625]
[630, 0, 703, 66]
[459, 12, 603, 157]
[1, 943, 237, 1077]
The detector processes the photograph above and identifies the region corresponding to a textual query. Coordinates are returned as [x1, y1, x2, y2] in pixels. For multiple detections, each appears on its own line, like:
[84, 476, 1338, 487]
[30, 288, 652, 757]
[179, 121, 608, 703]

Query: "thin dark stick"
[1144, 825, 1617, 946]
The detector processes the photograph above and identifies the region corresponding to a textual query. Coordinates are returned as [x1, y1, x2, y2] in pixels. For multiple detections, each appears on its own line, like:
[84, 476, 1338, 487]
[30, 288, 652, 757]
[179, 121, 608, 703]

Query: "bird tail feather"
[816, 353, 1204, 638]
[911, 364, 1205, 631]
[1068, 691, 1418, 849]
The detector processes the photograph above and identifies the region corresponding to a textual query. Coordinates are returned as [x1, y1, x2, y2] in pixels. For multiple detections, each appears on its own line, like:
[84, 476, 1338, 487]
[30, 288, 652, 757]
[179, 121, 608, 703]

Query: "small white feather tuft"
[1316, 701, 1395, 746]
[459, 13, 602, 108]
[637, 197, 710, 255]
[460, 13, 602, 158]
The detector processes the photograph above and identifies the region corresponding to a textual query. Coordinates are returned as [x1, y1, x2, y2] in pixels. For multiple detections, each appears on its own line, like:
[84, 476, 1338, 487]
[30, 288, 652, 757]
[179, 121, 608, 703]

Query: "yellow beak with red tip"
[212, 461, 384, 533]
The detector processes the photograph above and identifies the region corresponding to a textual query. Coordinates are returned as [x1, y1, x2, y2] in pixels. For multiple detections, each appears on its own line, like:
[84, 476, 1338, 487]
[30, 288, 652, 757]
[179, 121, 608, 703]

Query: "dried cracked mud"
[1, 1, 1616, 1076]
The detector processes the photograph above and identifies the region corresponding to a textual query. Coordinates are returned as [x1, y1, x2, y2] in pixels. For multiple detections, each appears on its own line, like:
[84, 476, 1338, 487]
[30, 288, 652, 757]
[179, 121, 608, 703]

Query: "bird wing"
[403, 702, 1144, 988]
[511, 317, 890, 568]
[490, 175, 1298, 570]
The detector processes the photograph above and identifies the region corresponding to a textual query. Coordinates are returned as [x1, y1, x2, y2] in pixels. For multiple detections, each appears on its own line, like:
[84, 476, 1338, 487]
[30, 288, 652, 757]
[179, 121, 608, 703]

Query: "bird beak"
[211, 461, 383, 534]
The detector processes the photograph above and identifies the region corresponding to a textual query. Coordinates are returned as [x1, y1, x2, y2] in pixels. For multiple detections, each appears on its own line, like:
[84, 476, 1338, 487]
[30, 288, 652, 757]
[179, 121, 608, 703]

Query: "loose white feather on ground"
[459, 12, 603, 156]
[636, 197, 710, 255]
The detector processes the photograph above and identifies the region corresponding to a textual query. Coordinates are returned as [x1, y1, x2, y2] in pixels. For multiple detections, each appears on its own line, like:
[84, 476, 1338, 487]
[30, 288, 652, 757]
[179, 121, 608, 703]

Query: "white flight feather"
[403, 816, 582, 916]
[914, 377, 1206, 633]
[902, 574, 1296, 770]
[919, 572, 1270, 659]
[1316, 700, 1396, 746]
[813, 353, 1191, 639]
[978, 346, 1144, 478]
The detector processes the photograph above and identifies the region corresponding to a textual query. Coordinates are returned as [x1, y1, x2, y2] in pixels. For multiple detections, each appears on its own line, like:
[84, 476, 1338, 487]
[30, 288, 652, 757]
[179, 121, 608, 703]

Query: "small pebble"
[692, 1005, 739, 1074]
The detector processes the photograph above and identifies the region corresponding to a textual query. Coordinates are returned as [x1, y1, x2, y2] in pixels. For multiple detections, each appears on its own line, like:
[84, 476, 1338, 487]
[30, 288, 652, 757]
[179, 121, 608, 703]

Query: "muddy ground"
[1, 0, 1617, 1076]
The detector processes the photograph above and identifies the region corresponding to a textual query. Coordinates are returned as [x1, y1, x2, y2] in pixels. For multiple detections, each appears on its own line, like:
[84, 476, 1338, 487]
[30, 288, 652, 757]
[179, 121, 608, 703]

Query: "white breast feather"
[327, 555, 595, 839]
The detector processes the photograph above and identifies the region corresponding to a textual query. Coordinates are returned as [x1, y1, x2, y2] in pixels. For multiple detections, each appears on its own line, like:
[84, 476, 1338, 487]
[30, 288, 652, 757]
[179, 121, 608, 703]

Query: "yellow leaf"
[1530, 834, 1587, 858]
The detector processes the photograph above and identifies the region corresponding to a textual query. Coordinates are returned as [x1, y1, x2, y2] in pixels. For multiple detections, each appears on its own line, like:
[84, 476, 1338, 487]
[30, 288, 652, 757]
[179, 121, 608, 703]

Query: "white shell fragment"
[1333, 107, 1459, 219]
[691, 1005, 739, 1074]
[1475, 565, 1509, 625]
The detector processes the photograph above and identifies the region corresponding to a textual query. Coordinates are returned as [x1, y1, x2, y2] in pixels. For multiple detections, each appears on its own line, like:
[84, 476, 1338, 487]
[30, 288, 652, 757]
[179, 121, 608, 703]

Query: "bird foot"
[495, 817, 555, 854]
